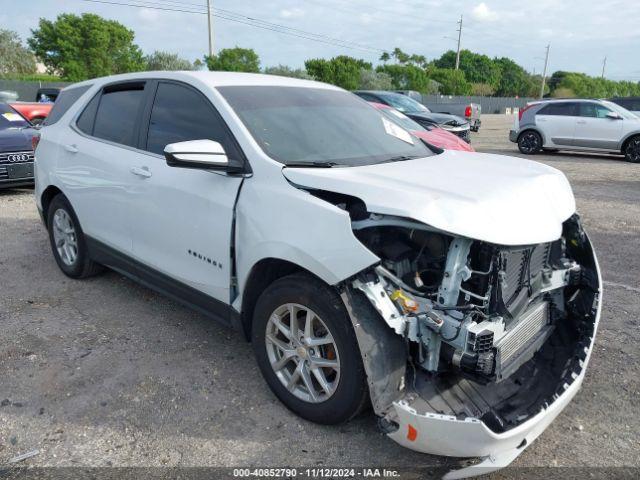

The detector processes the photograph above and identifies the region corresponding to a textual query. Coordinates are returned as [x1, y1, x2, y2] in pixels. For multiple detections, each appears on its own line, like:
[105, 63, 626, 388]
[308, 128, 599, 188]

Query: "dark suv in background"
[353, 90, 472, 143]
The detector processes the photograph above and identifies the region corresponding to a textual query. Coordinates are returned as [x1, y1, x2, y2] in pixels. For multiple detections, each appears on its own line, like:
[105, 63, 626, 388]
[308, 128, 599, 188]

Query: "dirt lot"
[1, 114, 639, 476]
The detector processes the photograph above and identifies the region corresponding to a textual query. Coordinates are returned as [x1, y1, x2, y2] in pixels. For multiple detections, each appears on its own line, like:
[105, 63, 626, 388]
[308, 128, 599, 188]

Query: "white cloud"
[137, 8, 160, 22]
[472, 3, 499, 22]
[359, 13, 374, 25]
[279, 8, 305, 19]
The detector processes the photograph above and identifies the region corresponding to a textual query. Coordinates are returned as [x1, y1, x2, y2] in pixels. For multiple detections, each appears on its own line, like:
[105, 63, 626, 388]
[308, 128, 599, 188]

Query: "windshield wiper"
[377, 155, 422, 164]
[284, 161, 344, 168]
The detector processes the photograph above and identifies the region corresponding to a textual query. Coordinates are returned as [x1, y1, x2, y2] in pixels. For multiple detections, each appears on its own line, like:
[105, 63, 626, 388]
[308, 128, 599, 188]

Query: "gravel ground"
[1, 114, 638, 477]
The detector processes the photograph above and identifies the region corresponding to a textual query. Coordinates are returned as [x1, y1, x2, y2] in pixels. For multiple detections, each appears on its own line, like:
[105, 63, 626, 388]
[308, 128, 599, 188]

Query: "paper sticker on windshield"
[382, 117, 414, 145]
[2, 113, 24, 122]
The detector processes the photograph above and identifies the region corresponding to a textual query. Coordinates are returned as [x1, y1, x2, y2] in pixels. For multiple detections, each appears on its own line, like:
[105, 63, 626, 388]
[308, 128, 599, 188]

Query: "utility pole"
[540, 44, 550, 99]
[601, 56, 607, 79]
[206, 0, 214, 57]
[455, 15, 463, 70]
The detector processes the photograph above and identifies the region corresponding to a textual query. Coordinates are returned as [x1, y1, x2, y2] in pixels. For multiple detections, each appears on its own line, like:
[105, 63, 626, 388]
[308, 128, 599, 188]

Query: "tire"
[47, 194, 103, 279]
[518, 130, 542, 154]
[624, 136, 640, 163]
[252, 273, 368, 424]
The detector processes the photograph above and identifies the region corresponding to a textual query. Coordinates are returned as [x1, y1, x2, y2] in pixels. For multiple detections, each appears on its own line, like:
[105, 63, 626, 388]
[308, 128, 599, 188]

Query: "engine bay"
[352, 214, 585, 383]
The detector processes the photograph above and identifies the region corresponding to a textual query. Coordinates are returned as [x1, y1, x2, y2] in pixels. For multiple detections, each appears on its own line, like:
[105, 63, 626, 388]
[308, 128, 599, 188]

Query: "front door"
[129, 81, 246, 305]
[573, 102, 623, 150]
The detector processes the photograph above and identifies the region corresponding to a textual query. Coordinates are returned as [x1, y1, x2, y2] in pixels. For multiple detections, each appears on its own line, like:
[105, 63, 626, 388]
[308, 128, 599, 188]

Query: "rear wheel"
[518, 130, 542, 154]
[47, 194, 103, 278]
[624, 136, 640, 163]
[252, 273, 368, 424]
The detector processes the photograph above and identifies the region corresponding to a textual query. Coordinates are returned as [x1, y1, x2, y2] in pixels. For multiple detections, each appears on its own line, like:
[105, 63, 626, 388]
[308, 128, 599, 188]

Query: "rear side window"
[93, 84, 145, 147]
[145, 82, 242, 160]
[537, 102, 577, 116]
[43, 85, 91, 126]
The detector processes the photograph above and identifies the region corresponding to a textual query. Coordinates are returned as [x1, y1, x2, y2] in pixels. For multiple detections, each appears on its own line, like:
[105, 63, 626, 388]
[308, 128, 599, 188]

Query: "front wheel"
[518, 130, 542, 154]
[252, 273, 368, 424]
[624, 136, 640, 163]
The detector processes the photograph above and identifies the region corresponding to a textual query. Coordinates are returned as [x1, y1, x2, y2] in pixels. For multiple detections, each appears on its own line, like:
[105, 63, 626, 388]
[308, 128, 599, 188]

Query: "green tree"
[379, 52, 391, 63]
[205, 47, 260, 72]
[493, 57, 534, 96]
[359, 69, 393, 90]
[376, 64, 431, 92]
[434, 50, 501, 89]
[305, 56, 371, 90]
[263, 65, 312, 79]
[28, 13, 144, 81]
[0, 29, 36, 76]
[428, 67, 472, 95]
[145, 51, 195, 71]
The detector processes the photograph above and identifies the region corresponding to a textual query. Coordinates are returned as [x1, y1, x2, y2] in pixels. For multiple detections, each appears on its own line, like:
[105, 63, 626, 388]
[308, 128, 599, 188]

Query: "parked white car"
[35, 72, 601, 477]
[510, 98, 640, 162]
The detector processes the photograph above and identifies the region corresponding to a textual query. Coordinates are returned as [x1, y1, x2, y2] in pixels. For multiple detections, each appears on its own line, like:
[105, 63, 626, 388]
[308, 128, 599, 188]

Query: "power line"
[79, 0, 385, 53]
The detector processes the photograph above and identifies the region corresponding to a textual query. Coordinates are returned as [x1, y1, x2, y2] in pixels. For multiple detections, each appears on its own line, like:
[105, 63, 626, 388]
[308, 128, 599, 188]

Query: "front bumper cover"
[384, 241, 602, 478]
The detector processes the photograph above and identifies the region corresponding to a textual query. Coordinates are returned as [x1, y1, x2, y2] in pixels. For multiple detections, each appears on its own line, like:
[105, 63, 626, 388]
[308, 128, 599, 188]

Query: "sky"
[2, 0, 640, 81]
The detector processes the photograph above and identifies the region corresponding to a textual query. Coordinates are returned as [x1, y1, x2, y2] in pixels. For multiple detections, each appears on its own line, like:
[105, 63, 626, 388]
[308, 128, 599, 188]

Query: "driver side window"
[579, 103, 611, 118]
[145, 82, 242, 161]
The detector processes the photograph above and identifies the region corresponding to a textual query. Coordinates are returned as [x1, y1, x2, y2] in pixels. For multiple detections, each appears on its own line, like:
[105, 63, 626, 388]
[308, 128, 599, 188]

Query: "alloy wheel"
[265, 303, 340, 403]
[519, 132, 540, 153]
[52, 209, 78, 266]
[626, 138, 640, 163]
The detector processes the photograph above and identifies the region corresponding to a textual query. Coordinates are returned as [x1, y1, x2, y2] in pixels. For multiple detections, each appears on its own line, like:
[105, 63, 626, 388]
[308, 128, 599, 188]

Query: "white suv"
[510, 98, 640, 162]
[35, 72, 601, 475]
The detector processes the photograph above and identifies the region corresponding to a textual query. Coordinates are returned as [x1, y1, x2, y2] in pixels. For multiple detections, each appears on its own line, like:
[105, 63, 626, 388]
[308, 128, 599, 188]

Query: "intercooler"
[494, 301, 553, 381]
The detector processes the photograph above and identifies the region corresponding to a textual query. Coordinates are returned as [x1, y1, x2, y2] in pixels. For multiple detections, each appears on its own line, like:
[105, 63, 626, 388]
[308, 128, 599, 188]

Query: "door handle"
[130, 166, 152, 178]
[64, 144, 78, 153]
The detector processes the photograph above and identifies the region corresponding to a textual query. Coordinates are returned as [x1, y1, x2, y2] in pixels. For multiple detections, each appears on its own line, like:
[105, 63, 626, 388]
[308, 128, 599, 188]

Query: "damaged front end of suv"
[341, 212, 601, 476]
[283, 152, 601, 476]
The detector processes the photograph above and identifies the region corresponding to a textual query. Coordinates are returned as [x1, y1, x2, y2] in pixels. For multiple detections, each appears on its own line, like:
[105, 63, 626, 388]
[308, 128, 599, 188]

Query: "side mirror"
[164, 139, 239, 171]
[606, 111, 622, 120]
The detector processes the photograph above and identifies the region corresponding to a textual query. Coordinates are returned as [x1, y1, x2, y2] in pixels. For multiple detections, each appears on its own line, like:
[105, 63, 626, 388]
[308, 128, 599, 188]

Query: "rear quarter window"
[537, 103, 577, 116]
[43, 85, 92, 126]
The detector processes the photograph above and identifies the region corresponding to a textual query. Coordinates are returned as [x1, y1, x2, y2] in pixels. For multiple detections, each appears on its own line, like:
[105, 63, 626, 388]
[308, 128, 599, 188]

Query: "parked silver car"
[509, 98, 640, 162]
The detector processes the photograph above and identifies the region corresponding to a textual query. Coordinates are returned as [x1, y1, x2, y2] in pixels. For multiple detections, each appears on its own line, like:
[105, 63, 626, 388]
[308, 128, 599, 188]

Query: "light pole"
[206, 0, 214, 57]
[540, 44, 550, 99]
[455, 15, 463, 70]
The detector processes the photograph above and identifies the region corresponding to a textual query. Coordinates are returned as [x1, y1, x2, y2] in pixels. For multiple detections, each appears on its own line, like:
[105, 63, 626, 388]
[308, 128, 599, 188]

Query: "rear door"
[60, 81, 149, 253]
[129, 80, 246, 306]
[535, 102, 578, 146]
[573, 102, 624, 150]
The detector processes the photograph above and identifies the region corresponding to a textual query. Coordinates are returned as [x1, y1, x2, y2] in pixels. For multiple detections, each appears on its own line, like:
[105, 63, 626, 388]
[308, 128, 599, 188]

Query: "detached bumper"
[509, 129, 519, 143]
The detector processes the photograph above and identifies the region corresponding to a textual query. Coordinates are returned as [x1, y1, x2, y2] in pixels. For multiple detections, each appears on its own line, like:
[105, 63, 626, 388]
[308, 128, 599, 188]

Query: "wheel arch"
[620, 132, 640, 153]
[239, 258, 333, 341]
[517, 127, 546, 145]
[40, 185, 65, 228]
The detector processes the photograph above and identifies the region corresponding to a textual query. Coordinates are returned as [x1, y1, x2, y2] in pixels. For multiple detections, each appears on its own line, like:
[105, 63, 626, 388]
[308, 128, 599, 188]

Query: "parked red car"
[9, 102, 53, 126]
[369, 102, 474, 152]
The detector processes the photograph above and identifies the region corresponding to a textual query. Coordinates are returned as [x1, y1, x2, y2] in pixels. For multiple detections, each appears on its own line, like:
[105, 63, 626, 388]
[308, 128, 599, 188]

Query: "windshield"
[218, 86, 433, 166]
[601, 100, 637, 120]
[377, 93, 430, 114]
[377, 106, 426, 131]
[0, 104, 30, 129]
